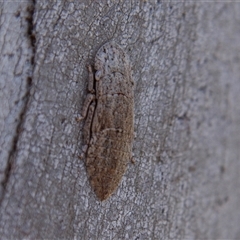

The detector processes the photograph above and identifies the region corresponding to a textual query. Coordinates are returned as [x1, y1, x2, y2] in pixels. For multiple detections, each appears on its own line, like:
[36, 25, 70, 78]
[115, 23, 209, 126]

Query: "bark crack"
[0, 0, 36, 204]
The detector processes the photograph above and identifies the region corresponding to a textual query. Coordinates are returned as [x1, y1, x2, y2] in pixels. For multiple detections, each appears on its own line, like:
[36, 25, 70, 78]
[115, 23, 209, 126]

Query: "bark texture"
[0, 1, 240, 239]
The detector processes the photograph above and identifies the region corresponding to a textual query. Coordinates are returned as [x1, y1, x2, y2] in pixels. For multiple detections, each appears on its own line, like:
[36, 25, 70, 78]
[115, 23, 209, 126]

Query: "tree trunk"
[1, 1, 240, 239]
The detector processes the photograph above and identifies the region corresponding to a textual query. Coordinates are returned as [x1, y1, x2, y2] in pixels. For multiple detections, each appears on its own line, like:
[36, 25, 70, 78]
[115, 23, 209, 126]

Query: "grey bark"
[0, 1, 240, 239]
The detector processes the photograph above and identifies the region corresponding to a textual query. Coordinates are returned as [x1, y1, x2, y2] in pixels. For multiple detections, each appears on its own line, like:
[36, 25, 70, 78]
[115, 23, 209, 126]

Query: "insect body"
[79, 41, 134, 201]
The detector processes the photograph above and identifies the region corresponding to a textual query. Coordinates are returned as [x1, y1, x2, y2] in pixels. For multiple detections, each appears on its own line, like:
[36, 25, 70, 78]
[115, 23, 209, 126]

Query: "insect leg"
[87, 65, 95, 94]
[83, 101, 96, 146]
[77, 93, 95, 121]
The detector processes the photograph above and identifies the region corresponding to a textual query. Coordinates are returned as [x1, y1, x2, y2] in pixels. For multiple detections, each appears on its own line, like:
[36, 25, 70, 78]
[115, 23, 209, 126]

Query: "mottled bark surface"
[0, 1, 240, 239]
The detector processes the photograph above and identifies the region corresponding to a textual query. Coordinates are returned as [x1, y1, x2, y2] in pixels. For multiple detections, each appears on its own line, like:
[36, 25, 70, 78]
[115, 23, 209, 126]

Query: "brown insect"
[78, 41, 134, 201]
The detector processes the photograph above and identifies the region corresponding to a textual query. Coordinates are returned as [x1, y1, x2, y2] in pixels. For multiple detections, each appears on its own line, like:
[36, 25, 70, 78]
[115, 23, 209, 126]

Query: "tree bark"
[1, 1, 240, 239]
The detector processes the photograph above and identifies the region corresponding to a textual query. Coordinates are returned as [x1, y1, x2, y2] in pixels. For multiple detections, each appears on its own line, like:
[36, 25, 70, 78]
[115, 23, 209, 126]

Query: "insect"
[78, 41, 134, 201]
